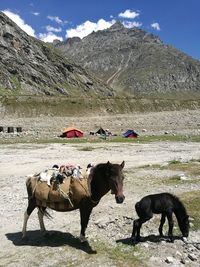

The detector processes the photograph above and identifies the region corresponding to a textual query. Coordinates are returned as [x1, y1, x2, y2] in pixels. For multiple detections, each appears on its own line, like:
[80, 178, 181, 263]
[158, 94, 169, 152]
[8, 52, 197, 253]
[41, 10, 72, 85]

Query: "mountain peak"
[55, 22, 200, 97]
[109, 21, 125, 31]
[0, 11, 113, 96]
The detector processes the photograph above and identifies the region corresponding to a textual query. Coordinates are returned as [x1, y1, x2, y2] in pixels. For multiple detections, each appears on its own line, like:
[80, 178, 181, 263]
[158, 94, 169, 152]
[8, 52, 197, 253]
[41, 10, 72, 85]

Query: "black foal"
[131, 193, 189, 242]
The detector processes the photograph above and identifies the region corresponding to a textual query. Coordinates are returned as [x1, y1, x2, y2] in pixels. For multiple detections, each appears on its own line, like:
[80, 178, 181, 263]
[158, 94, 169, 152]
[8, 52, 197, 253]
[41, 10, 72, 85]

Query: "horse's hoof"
[79, 234, 87, 243]
[131, 237, 139, 244]
[167, 238, 174, 243]
[182, 237, 188, 243]
[136, 236, 141, 242]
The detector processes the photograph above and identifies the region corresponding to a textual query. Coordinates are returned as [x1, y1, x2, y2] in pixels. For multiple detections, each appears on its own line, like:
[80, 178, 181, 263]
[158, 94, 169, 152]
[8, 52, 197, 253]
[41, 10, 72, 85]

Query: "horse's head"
[106, 161, 125, 204]
[180, 215, 190, 237]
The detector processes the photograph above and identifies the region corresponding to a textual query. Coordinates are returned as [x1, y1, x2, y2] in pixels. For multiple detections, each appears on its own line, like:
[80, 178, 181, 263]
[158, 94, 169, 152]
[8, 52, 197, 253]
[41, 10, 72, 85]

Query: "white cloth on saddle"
[39, 168, 59, 186]
[61, 164, 83, 178]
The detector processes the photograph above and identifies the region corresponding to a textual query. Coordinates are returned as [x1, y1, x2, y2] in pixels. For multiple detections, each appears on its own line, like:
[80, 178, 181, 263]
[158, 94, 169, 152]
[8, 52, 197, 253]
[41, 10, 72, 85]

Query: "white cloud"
[32, 12, 40, 16]
[2, 10, 36, 37]
[47, 15, 63, 24]
[39, 32, 63, 42]
[151, 22, 160, 31]
[118, 9, 140, 19]
[66, 18, 116, 39]
[122, 21, 142, 28]
[46, 25, 62, 33]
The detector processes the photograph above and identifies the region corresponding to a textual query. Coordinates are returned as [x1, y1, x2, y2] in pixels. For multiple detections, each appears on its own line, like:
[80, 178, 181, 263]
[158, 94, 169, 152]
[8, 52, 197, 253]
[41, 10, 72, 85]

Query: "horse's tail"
[38, 207, 53, 219]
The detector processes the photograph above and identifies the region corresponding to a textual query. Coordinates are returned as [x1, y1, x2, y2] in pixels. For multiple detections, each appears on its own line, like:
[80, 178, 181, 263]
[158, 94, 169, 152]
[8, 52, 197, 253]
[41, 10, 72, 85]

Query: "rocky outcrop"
[56, 22, 200, 97]
[0, 12, 113, 96]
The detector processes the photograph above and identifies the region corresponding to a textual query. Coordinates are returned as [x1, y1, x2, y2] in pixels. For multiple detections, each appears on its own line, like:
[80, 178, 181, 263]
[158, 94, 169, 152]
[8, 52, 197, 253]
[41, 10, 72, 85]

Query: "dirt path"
[0, 141, 200, 266]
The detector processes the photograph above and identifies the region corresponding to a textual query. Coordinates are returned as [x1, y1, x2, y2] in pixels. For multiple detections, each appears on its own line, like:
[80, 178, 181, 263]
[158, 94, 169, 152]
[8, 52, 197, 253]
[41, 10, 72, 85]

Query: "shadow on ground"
[116, 234, 183, 245]
[6, 230, 97, 254]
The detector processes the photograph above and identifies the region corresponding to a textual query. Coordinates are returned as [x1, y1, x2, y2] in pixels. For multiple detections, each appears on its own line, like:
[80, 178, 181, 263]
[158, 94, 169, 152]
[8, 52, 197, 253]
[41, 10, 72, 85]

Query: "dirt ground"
[0, 110, 200, 267]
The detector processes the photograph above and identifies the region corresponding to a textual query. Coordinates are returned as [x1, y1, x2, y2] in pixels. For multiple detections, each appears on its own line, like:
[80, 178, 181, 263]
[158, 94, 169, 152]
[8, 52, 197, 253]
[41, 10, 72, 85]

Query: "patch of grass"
[162, 175, 199, 186]
[165, 175, 183, 185]
[179, 191, 200, 231]
[167, 162, 200, 177]
[1, 95, 200, 117]
[1, 134, 200, 145]
[77, 146, 95, 151]
[189, 158, 200, 163]
[91, 239, 149, 267]
[142, 159, 200, 178]
[168, 159, 182, 165]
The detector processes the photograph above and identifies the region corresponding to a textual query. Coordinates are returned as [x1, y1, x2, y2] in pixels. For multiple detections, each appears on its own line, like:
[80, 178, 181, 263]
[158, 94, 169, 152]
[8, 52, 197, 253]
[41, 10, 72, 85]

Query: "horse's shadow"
[116, 234, 183, 246]
[6, 230, 97, 254]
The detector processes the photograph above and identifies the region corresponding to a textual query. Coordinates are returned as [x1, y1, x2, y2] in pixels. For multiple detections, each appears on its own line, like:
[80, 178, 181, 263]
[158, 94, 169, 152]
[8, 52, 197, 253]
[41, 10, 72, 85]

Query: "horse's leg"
[159, 213, 166, 236]
[131, 219, 139, 239]
[22, 198, 36, 239]
[79, 205, 93, 242]
[37, 207, 47, 234]
[166, 210, 174, 242]
[131, 216, 152, 242]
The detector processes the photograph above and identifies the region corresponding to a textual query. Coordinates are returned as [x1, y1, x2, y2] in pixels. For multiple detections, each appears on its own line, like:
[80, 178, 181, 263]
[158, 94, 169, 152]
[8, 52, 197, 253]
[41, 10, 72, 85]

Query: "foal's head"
[180, 215, 190, 237]
[107, 161, 125, 204]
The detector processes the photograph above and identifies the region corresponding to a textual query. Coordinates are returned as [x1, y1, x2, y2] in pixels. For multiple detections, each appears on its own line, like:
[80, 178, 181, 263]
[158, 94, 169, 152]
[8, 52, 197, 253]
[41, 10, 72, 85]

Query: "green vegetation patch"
[1, 134, 200, 145]
[167, 160, 200, 177]
[77, 146, 95, 151]
[179, 191, 200, 231]
[163, 176, 199, 186]
[143, 159, 200, 177]
[138, 159, 200, 187]
[90, 239, 148, 267]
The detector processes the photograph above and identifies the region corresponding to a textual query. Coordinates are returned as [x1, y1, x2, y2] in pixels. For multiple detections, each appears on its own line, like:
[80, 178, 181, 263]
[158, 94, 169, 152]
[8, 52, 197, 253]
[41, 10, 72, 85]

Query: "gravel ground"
[0, 109, 200, 139]
[0, 110, 200, 267]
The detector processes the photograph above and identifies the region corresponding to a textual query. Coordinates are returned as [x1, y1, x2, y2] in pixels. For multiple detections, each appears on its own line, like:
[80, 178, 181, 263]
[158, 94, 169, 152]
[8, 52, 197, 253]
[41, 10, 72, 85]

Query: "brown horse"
[22, 161, 125, 242]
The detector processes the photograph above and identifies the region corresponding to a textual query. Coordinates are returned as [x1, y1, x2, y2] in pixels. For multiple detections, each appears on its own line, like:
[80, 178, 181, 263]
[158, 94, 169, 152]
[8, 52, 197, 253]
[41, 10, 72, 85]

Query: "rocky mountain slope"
[0, 12, 113, 96]
[55, 22, 200, 97]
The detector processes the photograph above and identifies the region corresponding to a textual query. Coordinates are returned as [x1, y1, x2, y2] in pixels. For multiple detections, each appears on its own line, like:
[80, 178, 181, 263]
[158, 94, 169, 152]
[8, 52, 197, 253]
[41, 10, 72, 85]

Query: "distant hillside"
[55, 22, 200, 97]
[0, 12, 113, 97]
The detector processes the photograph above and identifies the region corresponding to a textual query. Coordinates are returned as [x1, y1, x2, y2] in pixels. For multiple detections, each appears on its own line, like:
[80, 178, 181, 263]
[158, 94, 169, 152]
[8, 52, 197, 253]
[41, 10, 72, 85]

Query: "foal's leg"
[22, 198, 36, 239]
[131, 216, 152, 242]
[159, 213, 166, 236]
[131, 219, 139, 239]
[166, 210, 174, 242]
[38, 207, 47, 234]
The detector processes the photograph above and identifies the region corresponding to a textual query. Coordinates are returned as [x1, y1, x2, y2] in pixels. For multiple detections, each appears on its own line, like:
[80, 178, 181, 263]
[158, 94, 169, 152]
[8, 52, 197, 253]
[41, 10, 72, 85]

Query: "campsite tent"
[96, 127, 106, 135]
[122, 129, 138, 138]
[60, 127, 83, 138]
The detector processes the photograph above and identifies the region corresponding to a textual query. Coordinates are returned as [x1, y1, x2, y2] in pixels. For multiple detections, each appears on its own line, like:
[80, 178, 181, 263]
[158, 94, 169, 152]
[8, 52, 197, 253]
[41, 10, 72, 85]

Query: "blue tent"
[123, 129, 138, 138]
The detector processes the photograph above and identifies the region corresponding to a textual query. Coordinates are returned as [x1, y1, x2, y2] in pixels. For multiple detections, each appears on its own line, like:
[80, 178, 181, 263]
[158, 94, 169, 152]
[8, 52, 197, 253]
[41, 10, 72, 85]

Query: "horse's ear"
[121, 161, 125, 169]
[106, 161, 111, 166]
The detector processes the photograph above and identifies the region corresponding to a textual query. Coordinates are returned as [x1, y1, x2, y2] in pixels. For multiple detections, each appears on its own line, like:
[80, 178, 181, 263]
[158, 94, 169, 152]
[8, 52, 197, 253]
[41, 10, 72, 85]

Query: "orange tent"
[60, 127, 83, 138]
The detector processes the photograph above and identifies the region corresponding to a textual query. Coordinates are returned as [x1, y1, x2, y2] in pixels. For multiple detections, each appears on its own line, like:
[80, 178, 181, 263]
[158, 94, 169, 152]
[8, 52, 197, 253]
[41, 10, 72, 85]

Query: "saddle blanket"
[36, 199, 74, 211]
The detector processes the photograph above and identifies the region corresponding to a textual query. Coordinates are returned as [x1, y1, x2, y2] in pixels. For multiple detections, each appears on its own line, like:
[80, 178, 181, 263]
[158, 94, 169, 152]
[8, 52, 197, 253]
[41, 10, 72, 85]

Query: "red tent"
[60, 127, 83, 138]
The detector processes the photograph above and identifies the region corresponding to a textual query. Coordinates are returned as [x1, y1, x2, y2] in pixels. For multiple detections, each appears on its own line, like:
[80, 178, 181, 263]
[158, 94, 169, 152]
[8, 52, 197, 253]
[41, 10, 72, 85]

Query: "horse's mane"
[171, 194, 188, 217]
[87, 162, 114, 202]
[168, 194, 188, 232]
[87, 163, 105, 200]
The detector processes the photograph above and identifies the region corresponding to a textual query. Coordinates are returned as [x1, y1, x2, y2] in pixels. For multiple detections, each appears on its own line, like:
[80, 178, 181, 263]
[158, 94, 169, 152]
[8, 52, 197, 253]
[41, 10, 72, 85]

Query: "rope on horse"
[76, 178, 90, 197]
[57, 185, 74, 208]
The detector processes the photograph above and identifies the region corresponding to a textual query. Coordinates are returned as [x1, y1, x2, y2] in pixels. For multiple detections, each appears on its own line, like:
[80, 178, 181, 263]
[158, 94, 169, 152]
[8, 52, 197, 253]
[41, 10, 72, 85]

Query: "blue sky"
[0, 0, 199, 60]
